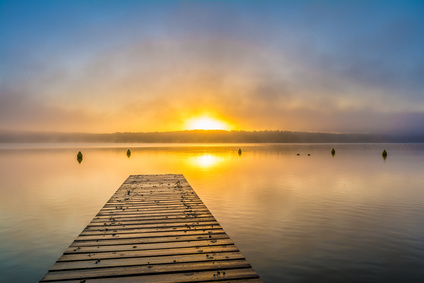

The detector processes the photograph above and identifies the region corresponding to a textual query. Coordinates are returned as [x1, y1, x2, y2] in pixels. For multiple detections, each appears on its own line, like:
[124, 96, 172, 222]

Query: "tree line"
[1, 130, 423, 143]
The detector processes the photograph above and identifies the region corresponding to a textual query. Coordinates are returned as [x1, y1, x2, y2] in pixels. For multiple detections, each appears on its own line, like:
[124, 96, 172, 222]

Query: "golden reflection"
[188, 154, 224, 168]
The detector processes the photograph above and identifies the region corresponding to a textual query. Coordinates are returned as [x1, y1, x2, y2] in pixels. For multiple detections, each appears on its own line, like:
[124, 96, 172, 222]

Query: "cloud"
[1, 1, 423, 135]
[1, 36, 423, 134]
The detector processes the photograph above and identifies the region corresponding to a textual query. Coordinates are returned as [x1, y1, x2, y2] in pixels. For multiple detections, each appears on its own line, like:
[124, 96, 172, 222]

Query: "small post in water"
[382, 149, 387, 160]
[76, 151, 83, 164]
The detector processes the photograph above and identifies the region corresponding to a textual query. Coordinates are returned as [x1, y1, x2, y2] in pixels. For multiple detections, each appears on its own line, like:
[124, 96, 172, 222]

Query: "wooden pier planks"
[40, 174, 262, 282]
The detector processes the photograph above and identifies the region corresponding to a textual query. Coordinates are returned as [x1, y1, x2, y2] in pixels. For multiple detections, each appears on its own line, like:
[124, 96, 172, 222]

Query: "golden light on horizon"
[185, 116, 230, 131]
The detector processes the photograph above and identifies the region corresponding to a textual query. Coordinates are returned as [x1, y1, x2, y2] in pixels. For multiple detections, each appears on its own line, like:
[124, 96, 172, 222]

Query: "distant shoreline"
[1, 130, 423, 143]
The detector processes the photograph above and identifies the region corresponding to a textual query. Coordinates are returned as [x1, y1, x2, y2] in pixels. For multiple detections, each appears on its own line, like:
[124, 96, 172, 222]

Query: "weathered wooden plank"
[85, 220, 220, 231]
[110, 189, 194, 194]
[43, 268, 261, 282]
[98, 205, 207, 212]
[70, 233, 229, 247]
[109, 193, 200, 198]
[86, 217, 218, 227]
[108, 192, 198, 198]
[97, 208, 210, 216]
[51, 251, 245, 271]
[91, 214, 214, 223]
[81, 222, 220, 234]
[110, 194, 194, 199]
[101, 203, 205, 210]
[65, 238, 235, 254]
[58, 245, 239, 262]
[95, 211, 209, 218]
[104, 201, 205, 209]
[100, 207, 207, 213]
[99, 203, 206, 209]
[111, 189, 196, 193]
[90, 216, 214, 224]
[81, 225, 221, 234]
[41, 259, 252, 281]
[76, 229, 225, 241]
[106, 200, 201, 205]
[103, 201, 202, 207]
[40, 175, 262, 282]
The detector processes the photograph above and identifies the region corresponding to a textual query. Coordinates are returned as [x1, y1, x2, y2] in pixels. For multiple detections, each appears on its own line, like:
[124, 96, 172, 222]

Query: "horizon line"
[0, 129, 405, 136]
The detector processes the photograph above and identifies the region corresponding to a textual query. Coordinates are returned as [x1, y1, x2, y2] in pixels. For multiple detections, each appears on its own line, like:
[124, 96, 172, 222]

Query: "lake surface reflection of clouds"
[0, 143, 424, 282]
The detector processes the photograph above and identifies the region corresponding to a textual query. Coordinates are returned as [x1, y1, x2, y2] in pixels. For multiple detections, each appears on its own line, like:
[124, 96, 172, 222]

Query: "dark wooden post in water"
[382, 149, 388, 160]
[40, 174, 262, 282]
[77, 151, 83, 164]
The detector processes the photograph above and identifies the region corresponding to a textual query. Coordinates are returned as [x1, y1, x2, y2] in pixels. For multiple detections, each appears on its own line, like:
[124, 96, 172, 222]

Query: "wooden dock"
[40, 174, 262, 282]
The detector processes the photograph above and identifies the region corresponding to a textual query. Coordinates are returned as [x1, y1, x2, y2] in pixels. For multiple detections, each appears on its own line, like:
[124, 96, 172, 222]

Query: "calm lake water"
[0, 143, 424, 282]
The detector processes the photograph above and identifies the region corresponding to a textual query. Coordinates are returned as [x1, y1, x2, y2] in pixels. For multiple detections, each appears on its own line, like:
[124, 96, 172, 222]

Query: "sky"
[1, 0, 424, 135]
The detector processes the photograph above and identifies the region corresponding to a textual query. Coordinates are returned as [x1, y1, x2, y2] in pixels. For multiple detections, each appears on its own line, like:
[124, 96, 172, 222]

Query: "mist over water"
[1, 143, 424, 282]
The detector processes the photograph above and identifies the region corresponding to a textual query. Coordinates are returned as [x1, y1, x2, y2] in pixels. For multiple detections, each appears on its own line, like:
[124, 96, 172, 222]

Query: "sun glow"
[189, 154, 224, 168]
[186, 116, 230, 130]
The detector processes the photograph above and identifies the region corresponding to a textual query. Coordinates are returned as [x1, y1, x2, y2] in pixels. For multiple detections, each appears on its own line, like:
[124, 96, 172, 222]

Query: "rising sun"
[185, 116, 230, 130]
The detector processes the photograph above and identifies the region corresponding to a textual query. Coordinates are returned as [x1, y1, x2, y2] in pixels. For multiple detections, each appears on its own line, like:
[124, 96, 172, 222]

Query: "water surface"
[0, 143, 423, 282]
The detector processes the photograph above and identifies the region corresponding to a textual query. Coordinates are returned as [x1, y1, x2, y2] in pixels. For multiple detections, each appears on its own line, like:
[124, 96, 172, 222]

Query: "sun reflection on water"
[188, 154, 224, 168]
